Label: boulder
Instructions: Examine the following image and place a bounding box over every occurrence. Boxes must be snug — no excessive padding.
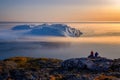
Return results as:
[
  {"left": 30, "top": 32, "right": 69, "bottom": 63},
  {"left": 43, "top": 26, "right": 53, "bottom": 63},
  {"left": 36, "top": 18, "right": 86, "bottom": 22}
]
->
[
  {"left": 110, "top": 58, "right": 120, "bottom": 72},
  {"left": 61, "top": 57, "right": 113, "bottom": 71},
  {"left": 61, "top": 58, "right": 86, "bottom": 70}
]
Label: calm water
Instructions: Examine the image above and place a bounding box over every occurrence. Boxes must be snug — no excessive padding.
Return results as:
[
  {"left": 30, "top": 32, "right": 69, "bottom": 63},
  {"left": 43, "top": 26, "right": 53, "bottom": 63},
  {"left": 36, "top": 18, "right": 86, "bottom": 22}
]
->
[{"left": 0, "top": 22, "right": 120, "bottom": 60}]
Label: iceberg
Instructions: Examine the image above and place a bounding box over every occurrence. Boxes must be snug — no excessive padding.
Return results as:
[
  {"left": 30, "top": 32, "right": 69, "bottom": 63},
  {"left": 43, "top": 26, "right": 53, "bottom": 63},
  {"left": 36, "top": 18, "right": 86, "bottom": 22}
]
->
[
  {"left": 12, "top": 25, "right": 31, "bottom": 30},
  {"left": 11, "top": 24, "right": 83, "bottom": 37}
]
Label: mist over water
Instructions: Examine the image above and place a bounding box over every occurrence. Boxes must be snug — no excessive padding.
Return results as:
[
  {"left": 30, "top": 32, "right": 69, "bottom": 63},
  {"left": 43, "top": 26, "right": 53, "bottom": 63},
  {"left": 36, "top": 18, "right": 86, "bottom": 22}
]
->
[{"left": 0, "top": 22, "right": 120, "bottom": 59}]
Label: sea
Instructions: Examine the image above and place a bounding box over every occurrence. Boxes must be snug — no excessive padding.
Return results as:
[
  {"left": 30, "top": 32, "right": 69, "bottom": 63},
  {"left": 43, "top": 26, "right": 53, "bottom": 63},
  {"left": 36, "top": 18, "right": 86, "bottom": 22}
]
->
[{"left": 0, "top": 22, "right": 120, "bottom": 60}]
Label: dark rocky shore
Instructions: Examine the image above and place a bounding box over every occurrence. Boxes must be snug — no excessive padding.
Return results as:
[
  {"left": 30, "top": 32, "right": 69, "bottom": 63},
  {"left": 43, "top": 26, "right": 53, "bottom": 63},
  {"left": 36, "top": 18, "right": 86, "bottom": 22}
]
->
[{"left": 0, "top": 57, "right": 120, "bottom": 80}]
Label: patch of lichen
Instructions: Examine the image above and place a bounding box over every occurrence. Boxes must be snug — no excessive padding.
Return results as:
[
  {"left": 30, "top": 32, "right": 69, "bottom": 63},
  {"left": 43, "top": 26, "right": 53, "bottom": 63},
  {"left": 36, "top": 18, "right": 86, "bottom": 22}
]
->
[
  {"left": 28, "top": 58, "right": 63, "bottom": 68},
  {"left": 4, "top": 57, "right": 33, "bottom": 68},
  {"left": 94, "top": 74, "right": 118, "bottom": 80}
]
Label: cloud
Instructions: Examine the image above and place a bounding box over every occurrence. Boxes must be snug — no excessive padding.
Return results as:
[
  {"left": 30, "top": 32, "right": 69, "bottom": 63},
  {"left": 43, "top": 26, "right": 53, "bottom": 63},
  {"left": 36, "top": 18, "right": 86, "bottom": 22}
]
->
[
  {"left": 27, "top": 0, "right": 111, "bottom": 6},
  {"left": 36, "top": 0, "right": 111, "bottom": 6},
  {"left": 0, "top": 0, "right": 111, "bottom": 6}
]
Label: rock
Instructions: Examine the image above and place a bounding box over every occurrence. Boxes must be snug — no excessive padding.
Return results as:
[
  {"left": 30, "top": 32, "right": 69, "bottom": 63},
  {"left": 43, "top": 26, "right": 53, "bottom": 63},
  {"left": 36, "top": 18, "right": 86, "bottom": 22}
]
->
[
  {"left": 63, "top": 75, "right": 80, "bottom": 80},
  {"left": 91, "top": 57, "right": 113, "bottom": 71},
  {"left": 94, "top": 74, "right": 119, "bottom": 80},
  {"left": 110, "top": 58, "right": 120, "bottom": 72},
  {"left": 24, "top": 71, "right": 36, "bottom": 80},
  {"left": 63, "top": 74, "right": 94, "bottom": 80},
  {"left": 108, "top": 72, "right": 120, "bottom": 78},
  {"left": 4, "top": 61, "right": 17, "bottom": 70},
  {"left": 61, "top": 58, "right": 86, "bottom": 70},
  {"left": 49, "top": 74, "right": 63, "bottom": 80},
  {"left": 61, "top": 57, "right": 113, "bottom": 71},
  {"left": 0, "top": 61, "right": 4, "bottom": 72}
]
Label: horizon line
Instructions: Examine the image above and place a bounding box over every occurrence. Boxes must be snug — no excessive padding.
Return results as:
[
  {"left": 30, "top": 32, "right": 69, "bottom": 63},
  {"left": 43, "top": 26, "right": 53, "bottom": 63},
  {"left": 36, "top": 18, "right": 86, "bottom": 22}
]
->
[{"left": 0, "top": 21, "right": 120, "bottom": 23}]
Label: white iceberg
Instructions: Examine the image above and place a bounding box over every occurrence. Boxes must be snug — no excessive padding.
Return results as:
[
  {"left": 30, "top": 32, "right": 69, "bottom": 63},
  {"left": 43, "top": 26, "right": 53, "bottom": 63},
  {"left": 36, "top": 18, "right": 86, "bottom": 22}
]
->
[
  {"left": 12, "top": 24, "right": 83, "bottom": 37},
  {"left": 0, "top": 24, "right": 83, "bottom": 42}
]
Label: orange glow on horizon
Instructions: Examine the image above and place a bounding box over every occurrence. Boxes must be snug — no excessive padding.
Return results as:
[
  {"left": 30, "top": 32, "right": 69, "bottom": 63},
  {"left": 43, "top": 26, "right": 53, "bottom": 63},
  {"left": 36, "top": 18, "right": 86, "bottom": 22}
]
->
[{"left": 69, "top": 6, "right": 120, "bottom": 22}]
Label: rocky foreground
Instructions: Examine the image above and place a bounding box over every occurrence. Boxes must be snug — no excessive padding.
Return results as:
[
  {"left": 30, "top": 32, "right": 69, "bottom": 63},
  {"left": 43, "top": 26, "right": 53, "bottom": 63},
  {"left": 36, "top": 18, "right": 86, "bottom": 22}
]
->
[{"left": 0, "top": 57, "right": 120, "bottom": 80}]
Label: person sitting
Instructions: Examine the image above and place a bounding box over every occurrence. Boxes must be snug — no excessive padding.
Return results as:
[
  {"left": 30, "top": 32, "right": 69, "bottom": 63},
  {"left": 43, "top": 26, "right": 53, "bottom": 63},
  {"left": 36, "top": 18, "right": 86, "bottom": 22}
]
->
[
  {"left": 88, "top": 51, "right": 94, "bottom": 58},
  {"left": 95, "top": 52, "right": 99, "bottom": 58}
]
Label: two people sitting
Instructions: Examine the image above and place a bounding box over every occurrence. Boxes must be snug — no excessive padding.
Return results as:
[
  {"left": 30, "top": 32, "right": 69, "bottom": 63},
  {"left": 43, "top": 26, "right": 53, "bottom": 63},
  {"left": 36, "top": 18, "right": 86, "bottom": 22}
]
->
[{"left": 88, "top": 51, "right": 99, "bottom": 58}]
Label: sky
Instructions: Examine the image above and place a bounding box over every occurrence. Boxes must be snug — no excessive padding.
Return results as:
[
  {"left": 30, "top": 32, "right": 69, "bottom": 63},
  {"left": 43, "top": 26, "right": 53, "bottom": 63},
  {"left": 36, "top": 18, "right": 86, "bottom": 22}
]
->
[{"left": 0, "top": 0, "right": 120, "bottom": 22}]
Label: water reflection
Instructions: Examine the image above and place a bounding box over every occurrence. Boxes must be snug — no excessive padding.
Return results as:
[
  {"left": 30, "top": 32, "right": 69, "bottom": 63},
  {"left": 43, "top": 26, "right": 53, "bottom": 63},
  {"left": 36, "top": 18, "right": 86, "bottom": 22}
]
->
[{"left": 0, "top": 42, "right": 70, "bottom": 51}]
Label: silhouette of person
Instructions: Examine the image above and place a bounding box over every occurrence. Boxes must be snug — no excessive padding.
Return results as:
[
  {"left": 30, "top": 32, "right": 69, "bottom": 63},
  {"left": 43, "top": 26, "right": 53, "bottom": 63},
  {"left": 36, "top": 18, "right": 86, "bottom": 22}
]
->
[
  {"left": 95, "top": 52, "right": 99, "bottom": 58},
  {"left": 88, "top": 51, "right": 94, "bottom": 58}
]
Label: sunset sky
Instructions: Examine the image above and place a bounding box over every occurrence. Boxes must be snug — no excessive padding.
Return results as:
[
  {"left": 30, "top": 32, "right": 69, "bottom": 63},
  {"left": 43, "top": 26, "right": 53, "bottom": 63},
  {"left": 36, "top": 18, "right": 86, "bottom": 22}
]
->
[{"left": 0, "top": 0, "right": 120, "bottom": 22}]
